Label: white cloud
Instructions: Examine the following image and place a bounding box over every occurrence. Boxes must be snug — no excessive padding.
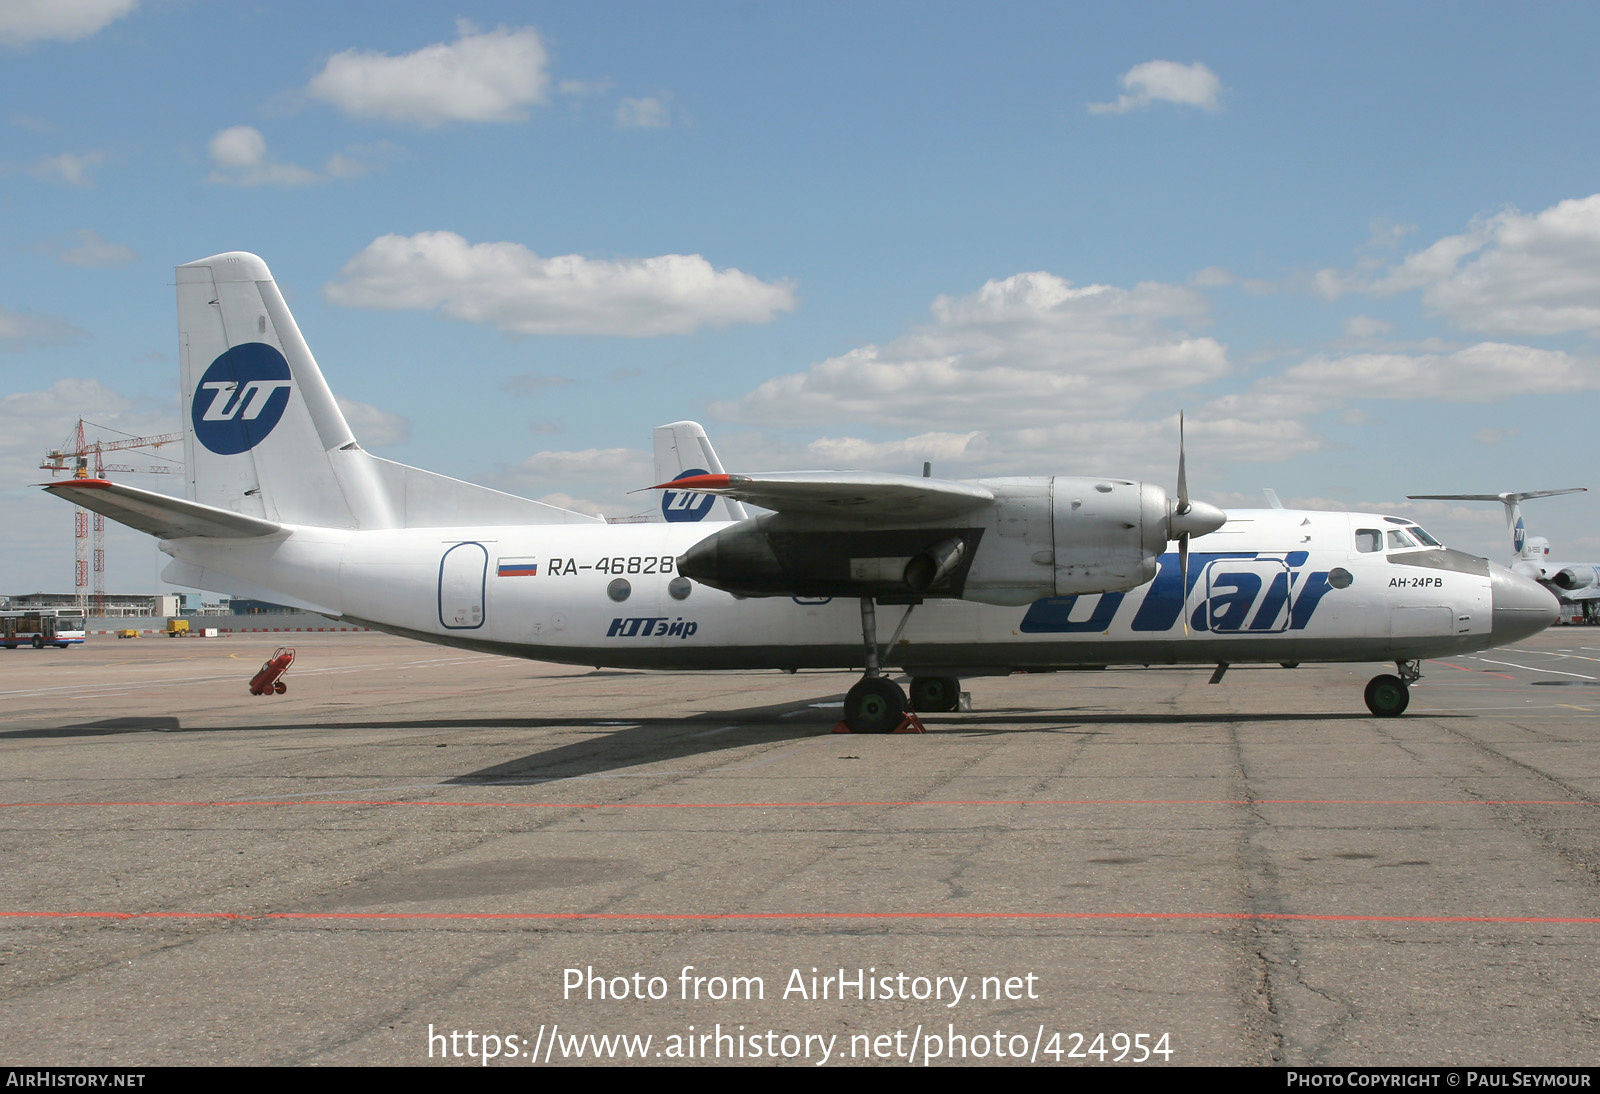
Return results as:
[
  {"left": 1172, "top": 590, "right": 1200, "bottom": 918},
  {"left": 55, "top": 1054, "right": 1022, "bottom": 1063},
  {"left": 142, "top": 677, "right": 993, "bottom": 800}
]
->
[
  {"left": 205, "top": 126, "right": 318, "bottom": 186},
  {"left": 335, "top": 397, "right": 410, "bottom": 448},
  {"left": 803, "top": 431, "right": 983, "bottom": 468},
  {"left": 1279, "top": 344, "right": 1600, "bottom": 402},
  {"left": 1315, "top": 193, "right": 1600, "bottom": 335},
  {"left": 46, "top": 228, "right": 136, "bottom": 268},
  {"left": 323, "top": 140, "right": 401, "bottom": 180},
  {"left": 1089, "top": 60, "right": 1223, "bottom": 115},
  {"left": 487, "top": 447, "right": 652, "bottom": 507},
  {"left": 1204, "top": 343, "right": 1600, "bottom": 434},
  {"left": 0, "top": 304, "right": 88, "bottom": 352},
  {"left": 208, "top": 125, "right": 266, "bottom": 168},
  {"left": 531, "top": 492, "right": 635, "bottom": 519},
  {"left": 308, "top": 22, "right": 549, "bottom": 126},
  {"left": 616, "top": 95, "right": 671, "bottom": 129},
  {"left": 28, "top": 150, "right": 108, "bottom": 187},
  {"left": 716, "top": 271, "right": 1228, "bottom": 430},
  {"left": 324, "top": 231, "right": 797, "bottom": 337},
  {"left": 558, "top": 78, "right": 615, "bottom": 97},
  {"left": 0, "top": 0, "right": 137, "bottom": 47},
  {"left": 1341, "top": 315, "right": 1393, "bottom": 340}
]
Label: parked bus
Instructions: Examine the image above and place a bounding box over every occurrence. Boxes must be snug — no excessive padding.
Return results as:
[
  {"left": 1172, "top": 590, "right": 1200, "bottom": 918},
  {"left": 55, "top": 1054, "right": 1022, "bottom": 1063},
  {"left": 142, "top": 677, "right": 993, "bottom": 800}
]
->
[{"left": 0, "top": 608, "right": 87, "bottom": 649}]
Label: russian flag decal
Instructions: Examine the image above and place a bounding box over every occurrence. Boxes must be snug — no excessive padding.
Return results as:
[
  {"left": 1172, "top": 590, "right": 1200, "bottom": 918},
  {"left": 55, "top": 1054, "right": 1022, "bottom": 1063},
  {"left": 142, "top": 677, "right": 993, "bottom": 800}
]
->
[{"left": 497, "top": 558, "right": 539, "bottom": 578}]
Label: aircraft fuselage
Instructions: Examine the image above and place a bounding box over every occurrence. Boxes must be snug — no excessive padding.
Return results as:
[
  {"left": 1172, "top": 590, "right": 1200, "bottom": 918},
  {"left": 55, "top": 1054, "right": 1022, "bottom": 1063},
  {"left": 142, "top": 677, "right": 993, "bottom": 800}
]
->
[{"left": 161, "top": 506, "right": 1552, "bottom": 675}]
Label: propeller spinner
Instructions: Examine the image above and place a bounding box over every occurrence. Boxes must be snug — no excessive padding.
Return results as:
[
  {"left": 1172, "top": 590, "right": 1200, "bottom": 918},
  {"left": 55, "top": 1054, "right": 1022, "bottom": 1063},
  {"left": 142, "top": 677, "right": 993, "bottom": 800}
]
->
[{"left": 1167, "top": 413, "right": 1227, "bottom": 633}]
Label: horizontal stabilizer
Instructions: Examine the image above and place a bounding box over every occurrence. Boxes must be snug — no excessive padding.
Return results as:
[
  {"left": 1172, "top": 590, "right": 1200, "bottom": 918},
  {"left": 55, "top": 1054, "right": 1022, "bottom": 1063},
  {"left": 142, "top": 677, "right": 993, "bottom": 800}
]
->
[
  {"left": 1409, "top": 489, "right": 1587, "bottom": 503},
  {"left": 651, "top": 470, "right": 995, "bottom": 521},
  {"left": 42, "top": 479, "right": 283, "bottom": 539}
]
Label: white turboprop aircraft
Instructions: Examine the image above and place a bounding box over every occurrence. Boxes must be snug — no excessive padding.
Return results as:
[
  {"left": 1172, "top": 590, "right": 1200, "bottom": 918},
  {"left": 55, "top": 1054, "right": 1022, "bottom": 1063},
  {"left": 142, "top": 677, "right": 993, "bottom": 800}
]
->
[
  {"left": 44, "top": 253, "right": 1557, "bottom": 728},
  {"left": 1408, "top": 489, "right": 1598, "bottom": 618}
]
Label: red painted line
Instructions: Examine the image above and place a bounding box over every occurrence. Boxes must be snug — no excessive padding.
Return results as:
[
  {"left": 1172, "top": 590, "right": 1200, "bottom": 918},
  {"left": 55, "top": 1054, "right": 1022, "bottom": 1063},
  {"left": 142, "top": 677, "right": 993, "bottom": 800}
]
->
[
  {"left": 2, "top": 910, "right": 1597, "bottom": 925},
  {"left": 3, "top": 797, "right": 1594, "bottom": 810}
]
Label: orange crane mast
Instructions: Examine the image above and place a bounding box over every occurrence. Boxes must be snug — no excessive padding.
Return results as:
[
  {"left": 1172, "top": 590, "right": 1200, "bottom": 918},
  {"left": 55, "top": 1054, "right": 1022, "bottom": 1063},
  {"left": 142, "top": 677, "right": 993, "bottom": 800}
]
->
[{"left": 40, "top": 420, "right": 182, "bottom": 613}]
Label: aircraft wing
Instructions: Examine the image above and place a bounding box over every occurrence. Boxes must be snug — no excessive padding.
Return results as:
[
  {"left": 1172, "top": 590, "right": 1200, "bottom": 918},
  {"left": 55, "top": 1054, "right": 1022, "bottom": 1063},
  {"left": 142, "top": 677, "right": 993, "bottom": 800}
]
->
[
  {"left": 42, "top": 479, "right": 284, "bottom": 539},
  {"left": 650, "top": 471, "right": 995, "bottom": 522}
]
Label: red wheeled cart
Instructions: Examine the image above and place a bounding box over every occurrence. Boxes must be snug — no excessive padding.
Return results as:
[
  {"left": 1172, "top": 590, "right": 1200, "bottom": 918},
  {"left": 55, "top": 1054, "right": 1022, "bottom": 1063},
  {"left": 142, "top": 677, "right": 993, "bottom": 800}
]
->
[{"left": 248, "top": 647, "right": 295, "bottom": 695}]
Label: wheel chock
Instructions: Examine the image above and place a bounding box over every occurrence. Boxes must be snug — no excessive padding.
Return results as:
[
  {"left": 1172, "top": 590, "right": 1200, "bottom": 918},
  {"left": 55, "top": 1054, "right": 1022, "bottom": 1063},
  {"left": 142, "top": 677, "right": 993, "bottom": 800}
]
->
[
  {"left": 893, "top": 712, "right": 927, "bottom": 734},
  {"left": 830, "top": 712, "right": 928, "bottom": 734}
]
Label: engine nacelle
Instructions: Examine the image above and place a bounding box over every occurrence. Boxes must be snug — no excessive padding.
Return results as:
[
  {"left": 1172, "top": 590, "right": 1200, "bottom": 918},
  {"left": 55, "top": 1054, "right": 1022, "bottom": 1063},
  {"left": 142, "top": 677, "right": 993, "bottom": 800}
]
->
[
  {"left": 676, "top": 475, "right": 1222, "bottom": 605},
  {"left": 1549, "top": 565, "right": 1600, "bottom": 592},
  {"left": 961, "top": 476, "right": 1173, "bottom": 605}
]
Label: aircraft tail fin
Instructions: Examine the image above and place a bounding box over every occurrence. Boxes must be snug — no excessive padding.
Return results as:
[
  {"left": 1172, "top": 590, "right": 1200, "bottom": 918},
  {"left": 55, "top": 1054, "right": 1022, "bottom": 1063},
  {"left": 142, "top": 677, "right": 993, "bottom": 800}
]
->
[
  {"left": 176, "top": 252, "right": 598, "bottom": 530},
  {"left": 1407, "top": 489, "right": 1586, "bottom": 563},
  {"left": 652, "top": 420, "right": 748, "bottom": 522}
]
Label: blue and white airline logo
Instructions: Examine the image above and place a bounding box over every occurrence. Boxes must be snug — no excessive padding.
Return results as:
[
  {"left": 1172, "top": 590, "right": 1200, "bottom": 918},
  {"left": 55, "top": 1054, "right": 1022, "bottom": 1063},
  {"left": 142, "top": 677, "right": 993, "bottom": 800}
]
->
[
  {"left": 192, "top": 343, "right": 293, "bottom": 455},
  {"left": 1514, "top": 517, "right": 1526, "bottom": 555},
  {"left": 661, "top": 468, "right": 716, "bottom": 522}
]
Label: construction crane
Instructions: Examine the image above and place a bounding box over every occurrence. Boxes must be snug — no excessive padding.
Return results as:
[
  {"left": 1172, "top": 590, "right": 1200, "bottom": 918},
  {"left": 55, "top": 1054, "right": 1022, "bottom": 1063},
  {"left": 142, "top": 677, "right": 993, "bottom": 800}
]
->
[{"left": 40, "top": 420, "right": 183, "bottom": 613}]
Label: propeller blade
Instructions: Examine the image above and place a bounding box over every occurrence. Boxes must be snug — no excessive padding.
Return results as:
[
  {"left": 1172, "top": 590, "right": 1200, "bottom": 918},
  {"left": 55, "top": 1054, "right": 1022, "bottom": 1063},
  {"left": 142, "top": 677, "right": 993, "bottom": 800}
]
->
[
  {"left": 1179, "top": 533, "right": 1190, "bottom": 636},
  {"left": 1176, "top": 411, "right": 1189, "bottom": 516}
]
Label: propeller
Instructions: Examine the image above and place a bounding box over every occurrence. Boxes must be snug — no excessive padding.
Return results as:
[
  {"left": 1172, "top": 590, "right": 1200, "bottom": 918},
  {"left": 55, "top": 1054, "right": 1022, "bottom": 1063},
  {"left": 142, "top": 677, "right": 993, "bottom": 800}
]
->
[{"left": 1168, "top": 412, "right": 1227, "bottom": 634}]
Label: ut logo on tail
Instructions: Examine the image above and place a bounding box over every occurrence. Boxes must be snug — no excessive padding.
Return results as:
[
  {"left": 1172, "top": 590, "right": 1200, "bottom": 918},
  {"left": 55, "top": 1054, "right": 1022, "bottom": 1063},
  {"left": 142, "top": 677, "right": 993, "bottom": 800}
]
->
[
  {"left": 192, "top": 343, "right": 294, "bottom": 455},
  {"left": 660, "top": 468, "right": 716, "bottom": 522}
]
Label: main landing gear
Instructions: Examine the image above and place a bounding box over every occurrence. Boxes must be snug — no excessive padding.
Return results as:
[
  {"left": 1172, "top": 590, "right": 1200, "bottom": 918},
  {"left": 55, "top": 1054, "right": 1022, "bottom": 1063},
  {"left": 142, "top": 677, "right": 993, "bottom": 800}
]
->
[
  {"left": 1364, "top": 660, "right": 1421, "bottom": 717},
  {"left": 841, "top": 599, "right": 962, "bottom": 732}
]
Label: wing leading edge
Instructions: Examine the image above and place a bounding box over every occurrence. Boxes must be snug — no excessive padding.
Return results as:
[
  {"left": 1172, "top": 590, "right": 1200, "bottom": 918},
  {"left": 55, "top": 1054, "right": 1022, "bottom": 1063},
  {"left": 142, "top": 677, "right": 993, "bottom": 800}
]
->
[{"left": 650, "top": 471, "right": 996, "bottom": 522}]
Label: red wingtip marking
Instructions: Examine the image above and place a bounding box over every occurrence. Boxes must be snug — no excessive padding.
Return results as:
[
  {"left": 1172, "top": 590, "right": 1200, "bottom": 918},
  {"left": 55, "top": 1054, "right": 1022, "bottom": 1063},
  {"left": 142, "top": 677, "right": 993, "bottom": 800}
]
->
[
  {"left": 650, "top": 473, "right": 734, "bottom": 491},
  {"left": 41, "top": 478, "right": 115, "bottom": 490}
]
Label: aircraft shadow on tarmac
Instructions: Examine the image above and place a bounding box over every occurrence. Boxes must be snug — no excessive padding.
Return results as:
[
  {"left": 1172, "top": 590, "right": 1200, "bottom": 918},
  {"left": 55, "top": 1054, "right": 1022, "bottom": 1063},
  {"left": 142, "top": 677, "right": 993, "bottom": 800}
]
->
[{"left": 7, "top": 695, "right": 1427, "bottom": 784}]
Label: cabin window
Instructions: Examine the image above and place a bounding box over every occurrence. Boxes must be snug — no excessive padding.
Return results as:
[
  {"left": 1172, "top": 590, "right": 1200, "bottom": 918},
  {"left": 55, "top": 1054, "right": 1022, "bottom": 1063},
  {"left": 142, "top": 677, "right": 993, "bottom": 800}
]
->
[{"left": 1356, "top": 528, "right": 1382, "bottom": 553}]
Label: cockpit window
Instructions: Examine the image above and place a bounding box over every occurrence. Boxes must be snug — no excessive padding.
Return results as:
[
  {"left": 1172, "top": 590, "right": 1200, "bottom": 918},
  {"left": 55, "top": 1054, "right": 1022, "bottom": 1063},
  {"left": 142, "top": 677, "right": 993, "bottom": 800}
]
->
[
  {"left": 1407, "top": 525, "right": 1441, "bottom": 547},
  {"left": 1356, "top": 528, "right": 1382, "bottom": 553},
  {"left": 1387, "top": 529, "right": 1417, "bottom": 549}
]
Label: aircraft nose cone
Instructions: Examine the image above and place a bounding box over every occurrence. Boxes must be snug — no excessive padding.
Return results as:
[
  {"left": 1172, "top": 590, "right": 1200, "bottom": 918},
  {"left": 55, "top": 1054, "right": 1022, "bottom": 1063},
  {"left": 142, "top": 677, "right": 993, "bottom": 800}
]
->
[
  {"left": 1170, "top": 499, "right": 1227, "bottom": 539},
  {"left": 1490, "top": 562, "right": 1559, "bottom": 643}
]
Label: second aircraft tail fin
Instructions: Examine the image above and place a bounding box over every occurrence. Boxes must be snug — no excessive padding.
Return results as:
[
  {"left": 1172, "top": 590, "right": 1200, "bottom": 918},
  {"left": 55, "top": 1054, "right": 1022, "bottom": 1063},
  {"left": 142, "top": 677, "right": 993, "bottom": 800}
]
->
[
  {"left": 652, "top": 420, "right": 748, "bottom": 523},
  {"left": 1407, "top": 489, "right": 1587, "bottom": 564}
]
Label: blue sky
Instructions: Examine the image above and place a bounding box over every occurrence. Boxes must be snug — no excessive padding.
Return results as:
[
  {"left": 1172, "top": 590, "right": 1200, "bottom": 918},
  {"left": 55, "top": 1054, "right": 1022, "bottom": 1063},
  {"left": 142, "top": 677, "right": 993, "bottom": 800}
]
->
[{"left": 4, "top": 1, "right": 1599, "bottom": 594}]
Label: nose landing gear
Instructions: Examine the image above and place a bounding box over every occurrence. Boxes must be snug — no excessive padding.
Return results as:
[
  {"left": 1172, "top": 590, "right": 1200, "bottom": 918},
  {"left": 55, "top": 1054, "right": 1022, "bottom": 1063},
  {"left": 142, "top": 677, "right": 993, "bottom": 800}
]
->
[{"left": 1364, "top": 659, "right": 1421, "bottom": 717}]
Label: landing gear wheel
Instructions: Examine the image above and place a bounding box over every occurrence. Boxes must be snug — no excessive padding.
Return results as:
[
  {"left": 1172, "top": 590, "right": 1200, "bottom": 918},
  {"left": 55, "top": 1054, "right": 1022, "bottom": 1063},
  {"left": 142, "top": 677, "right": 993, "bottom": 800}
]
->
[
  {"left": 1364, "top": 674, "right": 1410, "bottom": 717},
  {"left": 844, "top": 677, "right": 907, "bottom": 733},
  {"left": 909, "top": 675, "right": 960, "bottom": 713}
]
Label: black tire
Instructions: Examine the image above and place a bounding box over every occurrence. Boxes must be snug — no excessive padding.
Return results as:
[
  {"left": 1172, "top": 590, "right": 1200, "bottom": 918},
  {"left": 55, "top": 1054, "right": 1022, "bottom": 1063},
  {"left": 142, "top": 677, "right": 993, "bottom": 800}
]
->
[
  {"left": 1364, "top": 674, "right": 1410, "bottom": 717},
  {"left": 32, "top": 636, "right": 43, "bottom": 649},
  {"left": 844, "top": 677, "right": 907, "bottom": 734},
  {"left": 909, "top": 675, "right": 960, "bottom": 713}
]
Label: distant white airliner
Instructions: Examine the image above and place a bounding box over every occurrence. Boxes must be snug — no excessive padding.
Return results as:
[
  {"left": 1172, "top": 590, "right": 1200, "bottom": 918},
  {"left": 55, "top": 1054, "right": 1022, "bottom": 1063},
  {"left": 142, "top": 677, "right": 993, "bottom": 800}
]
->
[
  {"left": 44, "top": 253, "right": 1557, "bottom": 728},
  {"left": 1408, "top": 490, "right": 1598, "bottom": 618}
]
